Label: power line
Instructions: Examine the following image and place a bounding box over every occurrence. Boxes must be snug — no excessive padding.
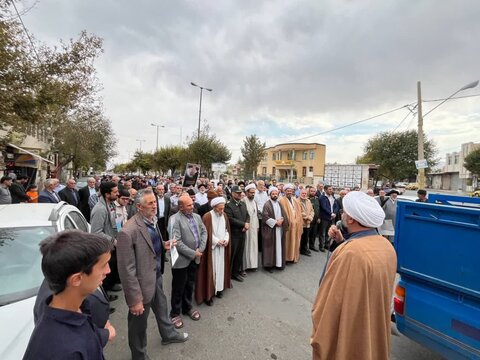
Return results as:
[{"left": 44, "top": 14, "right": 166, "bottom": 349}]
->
[
  {"left": 393, "top": 111, "right": 415, "bottom": 132},
  {"left": 422, "top": 93, "right": 480, "bottom": 103},
  {"left": 9, "top": 0, "right": 41, "bottom": 62},
  {"left": 284, "top": 104, "right": 412, "bottom": 143}
]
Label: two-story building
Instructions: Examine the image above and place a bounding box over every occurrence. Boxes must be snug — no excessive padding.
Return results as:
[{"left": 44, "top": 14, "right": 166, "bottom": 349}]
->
[
  {"left": 429, "top": 142, "right": 480, "bottom": 191},
  {"left": 256, "top": 142, "right": 326, "bottom": 184}
]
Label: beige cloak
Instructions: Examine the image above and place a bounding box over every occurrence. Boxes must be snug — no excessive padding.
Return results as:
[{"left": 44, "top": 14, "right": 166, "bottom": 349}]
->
[
  {"left": 279, "top": 196, "right": 303, "bottom": 262},
  {"left": 311, "top": 234, "right": 397, "bottom": 360}
]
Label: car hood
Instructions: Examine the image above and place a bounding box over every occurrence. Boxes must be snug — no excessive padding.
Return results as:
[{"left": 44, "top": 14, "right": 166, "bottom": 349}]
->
[{"left": 0, "top": 296, "right": 36, "bottom": 360}]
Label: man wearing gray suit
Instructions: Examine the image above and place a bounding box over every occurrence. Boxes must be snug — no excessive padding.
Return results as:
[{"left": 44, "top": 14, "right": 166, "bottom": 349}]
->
[
  {"left": 170, "top": 195, "right": 207, "bottom": 327},
  {"left": 117, "top": 189, "right": 188, "bottom": 360}
]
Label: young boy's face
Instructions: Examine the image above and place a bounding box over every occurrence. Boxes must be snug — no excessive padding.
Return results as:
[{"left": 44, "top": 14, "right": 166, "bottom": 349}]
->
[{"left": 81, "top": 252, "right": 111, "bottom": 294}]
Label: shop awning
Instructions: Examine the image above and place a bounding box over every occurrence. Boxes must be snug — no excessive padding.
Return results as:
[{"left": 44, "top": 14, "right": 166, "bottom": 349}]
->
[{"left": 7, "top": 143, "right": 54, "bottom": 164}]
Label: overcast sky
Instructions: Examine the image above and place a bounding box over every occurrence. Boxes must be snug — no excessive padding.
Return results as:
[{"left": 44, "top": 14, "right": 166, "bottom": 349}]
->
[{"left": 16, "top": 0, "right": 480, "bottom": 168}]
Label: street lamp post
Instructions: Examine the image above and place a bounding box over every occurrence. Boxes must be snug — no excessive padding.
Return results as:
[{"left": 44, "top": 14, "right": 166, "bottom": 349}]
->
[
  {"left": 416, "top": 80, "right": 479, "bottom": 189},
  {"left": 136, "top": 139, "right": 146, "bottom": 152},
  {"left": 191, "top": 82, "right": 212, "bottom": 140},
  {"left": 150, "top": 123, "right": 165, "bottom": 152}
]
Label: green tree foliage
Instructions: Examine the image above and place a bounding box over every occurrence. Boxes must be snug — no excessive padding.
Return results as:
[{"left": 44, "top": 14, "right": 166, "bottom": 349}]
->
[
  {"left": 463, "top": 148, "right": 480, "bottom": 176},
  {"left": 241, "top": 134, "right": 266, "bottom": 179},
  {"left": 1, "top": 6, "right": 114, "bottom": 173},
  {"left": 356, "top": 130, "right": 437, "bottom": 180},
  {"left": 152, "top": 145, "right": 186, "bottom": 174},
  {"left": 184, "top": 122, "right": 231, "bottom": 175},
  {"left": 131, "top": 151, "right": 153, "bottom": 175}
]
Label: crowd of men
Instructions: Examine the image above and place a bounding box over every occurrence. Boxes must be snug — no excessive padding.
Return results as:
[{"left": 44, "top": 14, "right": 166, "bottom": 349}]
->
[{"left": 16, "top": 172, "right": 429, "bottom": 359}]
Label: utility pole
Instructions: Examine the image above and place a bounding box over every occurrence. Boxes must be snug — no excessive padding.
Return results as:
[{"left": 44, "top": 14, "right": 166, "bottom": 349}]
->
[{"left": 417, "top": 81, "right": 426, "bottom": 189}]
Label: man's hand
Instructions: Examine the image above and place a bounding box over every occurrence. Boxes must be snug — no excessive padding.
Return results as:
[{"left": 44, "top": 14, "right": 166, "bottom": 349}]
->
[
  {"left": 328, "top": 225, "right": 344, "bottom": 243},
  {"left": 244, "top": 223, "right": 250, "bottom": 231},
  {"left": 195, "top": 249, "right": 203, "bottom": 258},
  {"left": 276, "top": 218, "right": 284, "bottom": 226},
  {"left": 330, "top": 213, "right": 336, "bottom": 220},
  {"left": 105, "top": 320, "right": 116, "bottom": 341},
  {"left": 164, "top": 238, "right": 177, "bottom": 250},
  {"left": 129, "top": 302, "right": 145, "bottom": 316}
]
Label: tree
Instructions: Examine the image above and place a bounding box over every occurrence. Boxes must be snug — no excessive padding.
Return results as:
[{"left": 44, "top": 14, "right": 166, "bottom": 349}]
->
[
  {"left": 464, "top": 148, "right": 480, "bottom": 176},
  {"left": 356, "top": 130, "right": 437, "bottom": 180},
  {"left": 152, "top": 145, "right": 185, "bottom": 175},
  {"left": 131, "top": 151, "right": 153, "bottom": 175},
  {"left": 241, "top": 135, "right": 266, "bottom": 179},
  {"left": 184, "top": 122, "right": 231, "bottom": 176}
]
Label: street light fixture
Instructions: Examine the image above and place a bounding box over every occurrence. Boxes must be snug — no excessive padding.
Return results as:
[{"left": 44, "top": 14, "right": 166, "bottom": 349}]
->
[
  {"left": 191, "top": 82, "right": 213, "bottom": 140},
  {"left": 150, "top": 123, "right": 165, "bottom": 152},
  {"left": 416, "top": 80, "right": 479, "bottom": 189}
]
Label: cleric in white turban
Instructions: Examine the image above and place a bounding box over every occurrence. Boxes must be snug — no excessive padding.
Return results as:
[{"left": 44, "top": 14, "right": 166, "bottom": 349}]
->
[
  {"left": 244, "top": 183, "right": 256, "bottom": 192},
  {"left": 311, "top": 187, "right": 397, "bottom": 360},
  {"left": 268, "top": 186, "right": 278, "bottom": 195},
  {"left": 211, "top": 196, "right": 226, "bottom": 207},
  {"left": 283, "top": 183, "right": 294, "bottom": 191}
]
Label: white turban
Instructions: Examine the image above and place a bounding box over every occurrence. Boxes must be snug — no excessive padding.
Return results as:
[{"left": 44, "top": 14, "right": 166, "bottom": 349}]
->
[
  {"left": 268, "top": 186, "right": 279, "bottom": 195},
  {"left": 210, "top": 197, "right": 226, "bottom": 207},
  {"left": 245, "top": 183, "right": 256, "bottom": 191},
  {"left": 343, "top": 190, "right": 385, "bottom": 228},
  {"left": 284, "top": 183, "right": 294, "bottom": 190}
]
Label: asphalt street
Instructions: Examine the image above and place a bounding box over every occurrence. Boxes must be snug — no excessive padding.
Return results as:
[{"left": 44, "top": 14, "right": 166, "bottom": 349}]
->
[{"left": 104, "top": 247, "right": 444, "bottom": 360}]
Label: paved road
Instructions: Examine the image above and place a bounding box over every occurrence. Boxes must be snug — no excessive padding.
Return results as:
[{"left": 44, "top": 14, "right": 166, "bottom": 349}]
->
[{"left": 104, "top": 250, "right": 444, "bottom": 360}]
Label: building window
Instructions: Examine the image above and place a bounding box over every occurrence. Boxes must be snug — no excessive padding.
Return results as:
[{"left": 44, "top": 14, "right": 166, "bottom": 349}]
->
[
  {"left": 272, "top": 153, "right": 276, "bottom": 161},
  {"left": 262, "top": 167, "right": 267, "bottom": 175},
  {"left": 302, "top": 167, "right": 307, "bottom": 176},
  {"left": 303, "top": 151, "right": 307, "bottom": 160},
  {"left": 447, "top": 156, "right": 451, "bottom": 165},
  {"left": 272, "top": 166, "right": 276, "bottom": 175},
  {"left": 310, "top": 151, "right": 314, "bottom": 160},
  {"left": 309, "top": 166, "right": 313, "bottom": 173},
  {"left": 287, "top": 150, "right": 296, "bottom": 160},
  {"left": 454, "top": 154, "right": 459, "bottom": 164},
  {"left": 279, "top": 152, "right": 282, "bottom": 160}
]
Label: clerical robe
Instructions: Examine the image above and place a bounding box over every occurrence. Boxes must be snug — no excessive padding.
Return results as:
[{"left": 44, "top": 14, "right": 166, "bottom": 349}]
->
[
  {"left": 243, "top": 197, "right": 259, "bottom": 270},
  {"left": 279, "top": 196, "right": 303, "bottom": 262},
  {"left": 195, "top": 211, "right": 232, "bottom": 305},
  {"left": 311, "top": 234, "right": 397, "bottom": 360},
  {"left": 261, "top": 199, "right": 289, "bottom": 268}
]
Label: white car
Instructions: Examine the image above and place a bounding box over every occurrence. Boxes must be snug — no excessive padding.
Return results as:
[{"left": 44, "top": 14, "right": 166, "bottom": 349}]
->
[{"left": 0, "top": 202, "right": 90, "bottom": 360}]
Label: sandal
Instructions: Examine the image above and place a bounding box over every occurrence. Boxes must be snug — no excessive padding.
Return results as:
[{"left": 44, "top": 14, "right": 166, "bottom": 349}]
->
[
  {"left": 170, "top": 316, "right": 184, "bottom": 329},
  {"left": 186, "top": 309, "right": 201, "bottom": 321}
]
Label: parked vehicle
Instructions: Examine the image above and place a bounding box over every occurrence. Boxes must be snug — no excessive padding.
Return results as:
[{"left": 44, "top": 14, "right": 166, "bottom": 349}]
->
[
  {"left": 405, "top": 182, "right": 419, "bottom": 190},
  {"left": 0, "top": 202, "right": 90, "bottom": 360},
  {"left": 393, "top": 194, "right": 480, "bottom": 360}
]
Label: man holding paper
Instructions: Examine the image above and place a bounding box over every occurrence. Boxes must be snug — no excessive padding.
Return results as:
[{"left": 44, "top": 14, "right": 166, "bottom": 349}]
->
[
  {"left": 117, "top": 189, "right": 188, "bottom": 360},
  {"left": 170, "top": 195, "right": 207, "bottom": 328}
]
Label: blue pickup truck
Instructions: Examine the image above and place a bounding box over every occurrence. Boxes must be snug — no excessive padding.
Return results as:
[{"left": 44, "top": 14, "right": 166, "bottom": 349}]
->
[{"left": 393, "top": 194, "right": 480, "bottom": 359}]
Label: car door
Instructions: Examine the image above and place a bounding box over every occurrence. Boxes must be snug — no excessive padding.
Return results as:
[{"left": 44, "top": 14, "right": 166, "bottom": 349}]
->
[{"left": 59, "top": 206, "right": 91, "bottom": 233}]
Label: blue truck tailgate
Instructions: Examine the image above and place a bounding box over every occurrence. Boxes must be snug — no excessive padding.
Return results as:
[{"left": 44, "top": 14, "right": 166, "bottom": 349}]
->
[{"left": 394, "top": 195, "right": 480, "bottom": 359}]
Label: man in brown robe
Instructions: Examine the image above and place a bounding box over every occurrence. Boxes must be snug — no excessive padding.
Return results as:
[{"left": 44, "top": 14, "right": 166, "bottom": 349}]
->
[
  {"left": 195, "top": 197, "right": 232, "bottom": 305},
  {"left": 279, "top": 183, "right": 303, "bottom": 263},
  {"left": 261, "top": 187, "right": 289, "bottom": 272},
  {"left": 311, "top": 191, "right": 397, "bottom": 360}
]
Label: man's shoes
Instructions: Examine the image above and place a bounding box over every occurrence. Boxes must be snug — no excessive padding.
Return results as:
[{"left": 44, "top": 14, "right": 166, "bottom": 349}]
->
[
  {"left": 109, "top": 307, "right": 116, "bottom": 314},
  {"left": 309, "top": 246, "right": 319, "bottom": 252},
  {"left": 164, "top": 257, "right": 169, "bottom": 263},
  {"left": 265, "top": 267, "right": 274, "bottom": 273},
  {"left": 215, "top": 291, "right": 223, "bottom": 299},
  {"left": 300, "top": 250, "right": 311, "bottom": 257},
  {"left": 319, "top": 247, "right": 326, "bottom": 253},
  {"left": 232, "top": 275, "right": 244, "bottom": 282},
  {"left": 240, "top": 271, "right": 247, "bottom": 277},
  {"left": 161, "top": 332, "right": 189, "bottom": 345},
  {"left": 108, "top": 294, "right": 118, "bottom": 302},
  {"left": 109, "top": 284, "right": 122, "bottom": 292},
  {"left": 306, "top": 249, "right": 312, "bottom": 255},
  {"left": 205, "top": 299, "right": 214, "bottom": 306}
]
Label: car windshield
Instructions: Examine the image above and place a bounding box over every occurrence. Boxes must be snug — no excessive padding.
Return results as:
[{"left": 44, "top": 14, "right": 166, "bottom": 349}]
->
[{"left": 0, "top": 226, "right": 55, "bottom": 306}]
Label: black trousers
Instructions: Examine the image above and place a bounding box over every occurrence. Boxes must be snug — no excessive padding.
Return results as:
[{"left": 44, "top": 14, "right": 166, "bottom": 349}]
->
[
  {"left": 128, "top": 273, "right": 178, "bottom": 360},
  {"left": 308, "top": 218, "right": 318, "bottom": 248},
  {"left": 318, "top": 219, "right": 333, "bottom": 249},
  {"left": 257, "top": 218, "right": 263, "bottom": 252},
  {"left": 231, "top": 232, "right": 246, "bottom": 277},
  {"left": 170, "top": 261, "right": 197, "bottom": 317},
  {"left": 300, "top": 227, "right": 310, "bottom": 252},
  {"left": 157, "top": 217, "right": 167, "bottom": 241}
]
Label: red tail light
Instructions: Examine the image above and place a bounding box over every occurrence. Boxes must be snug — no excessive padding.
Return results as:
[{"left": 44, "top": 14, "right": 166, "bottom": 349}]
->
[{"left": 394, "top": 285, "right": 405, "bottom": 315}]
